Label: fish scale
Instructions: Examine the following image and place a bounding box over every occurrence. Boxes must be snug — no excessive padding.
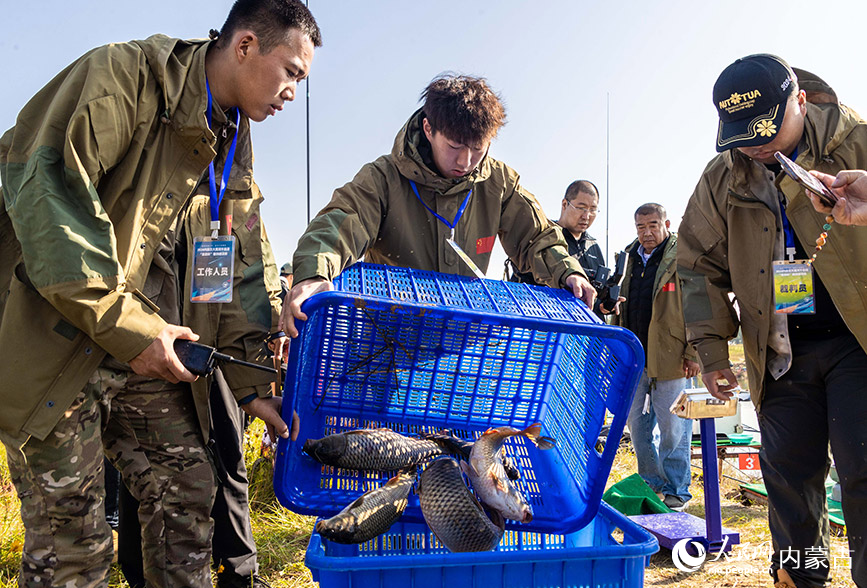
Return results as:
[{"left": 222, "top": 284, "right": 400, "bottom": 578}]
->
[
  {"left": 315, "top": 467, "right": 417, "bottom": 544},
  {"left": 418, "top": 457, "right": 504, "bottom": 553},
  {"left": 303, "top": 427, "right": 451, "bottom": 471}
]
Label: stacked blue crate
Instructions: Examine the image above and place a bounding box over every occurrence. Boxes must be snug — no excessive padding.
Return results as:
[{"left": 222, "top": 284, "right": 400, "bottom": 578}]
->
[{"left": 273, "top": 263, "right": 656, "bottom": 586}]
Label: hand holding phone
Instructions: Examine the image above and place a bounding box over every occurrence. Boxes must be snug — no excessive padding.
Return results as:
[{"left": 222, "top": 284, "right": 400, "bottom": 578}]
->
[{"left": 774, "top": 151, "right": 838, "bottom": 207}]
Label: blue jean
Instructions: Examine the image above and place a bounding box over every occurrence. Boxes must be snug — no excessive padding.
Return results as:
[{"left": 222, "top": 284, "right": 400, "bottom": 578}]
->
[{"left": 627, "top": 370, "right": 692, "bottom": 501}]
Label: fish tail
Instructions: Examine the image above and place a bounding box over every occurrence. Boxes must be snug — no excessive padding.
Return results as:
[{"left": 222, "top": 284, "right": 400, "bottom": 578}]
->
[{"left": 522, "top": 423, "right": 557, "bottom": 450}]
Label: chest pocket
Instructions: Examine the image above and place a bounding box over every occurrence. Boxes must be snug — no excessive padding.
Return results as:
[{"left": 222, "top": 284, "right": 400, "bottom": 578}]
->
[{"left": 228, "top": 193, "right": 263, "bottom": 270}]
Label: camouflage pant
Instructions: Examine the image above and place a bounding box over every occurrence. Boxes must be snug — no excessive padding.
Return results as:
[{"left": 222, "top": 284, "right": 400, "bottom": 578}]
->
[{"left": 0, "top": 367, "right": 215, "bottom": 588}]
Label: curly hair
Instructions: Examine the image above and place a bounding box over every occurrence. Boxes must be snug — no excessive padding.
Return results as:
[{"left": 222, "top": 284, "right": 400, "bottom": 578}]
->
[
  {"left": 421, "top": 74, "right": 506, "bottom": 146},
  {"left": 214, "top": 0, "right": 322, "bottom": 53}
]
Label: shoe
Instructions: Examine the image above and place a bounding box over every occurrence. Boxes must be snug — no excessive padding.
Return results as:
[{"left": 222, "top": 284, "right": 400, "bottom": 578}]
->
[
  {"left": 217, "top": 573, "right": 274, "bottom": 588},
  {"left": 663, "top": 495, "right": 687, "bottom": 511}
]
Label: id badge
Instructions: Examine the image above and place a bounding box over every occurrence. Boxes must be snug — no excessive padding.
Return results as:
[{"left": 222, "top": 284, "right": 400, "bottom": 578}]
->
[
  {"left": 772, "top": 260, "right": 815, "bottom": 315},
  {"left": 191, "top": 236, "right": 235, "bottom": 303},
  {"left": 446, "top": 238, "right": 486, "bottom": 279}
]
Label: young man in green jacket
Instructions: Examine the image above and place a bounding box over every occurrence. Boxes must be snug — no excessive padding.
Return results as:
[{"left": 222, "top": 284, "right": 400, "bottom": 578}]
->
[
  {"left": 0, "top": 1, "right": 319, "bottom": 585},
  {"left": 281, "top": 74, "right": 595, "bottom": 336},
  {"left": 678, "top": 54, "right": 867, "bottom": 588}
]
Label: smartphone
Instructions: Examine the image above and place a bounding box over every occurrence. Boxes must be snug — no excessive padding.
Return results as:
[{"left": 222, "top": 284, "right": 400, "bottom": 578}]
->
[{"left": 774, "top": 151, "right": 838, "bottom": 207}]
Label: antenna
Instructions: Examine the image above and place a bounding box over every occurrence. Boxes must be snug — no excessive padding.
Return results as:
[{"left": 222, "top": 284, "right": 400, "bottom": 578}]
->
[
  {"left": 305, "top": 0, "right": 311, "bottom": 224},
  {"left": 605, "top": 92, "right": 610, "bottom": 263}
]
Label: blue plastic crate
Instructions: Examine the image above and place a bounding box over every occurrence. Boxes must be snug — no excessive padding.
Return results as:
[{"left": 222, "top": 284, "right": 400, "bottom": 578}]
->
[
  {"left": 275, "top": 263, "right": 644, "bottom": 534},
  {"left": 305, "top": 501, "right": 658, "bottom": 588}
]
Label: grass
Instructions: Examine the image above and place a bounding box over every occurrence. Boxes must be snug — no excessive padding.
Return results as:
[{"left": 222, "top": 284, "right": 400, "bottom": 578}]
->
[{"left": 0, "top": 421, "right": 858, "bottom": 587}]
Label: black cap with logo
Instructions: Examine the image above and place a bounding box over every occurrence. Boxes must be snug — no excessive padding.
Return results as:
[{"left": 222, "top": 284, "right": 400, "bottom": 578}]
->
[{"left": 713, "top": 54, "right": 796, "bottom": 152}]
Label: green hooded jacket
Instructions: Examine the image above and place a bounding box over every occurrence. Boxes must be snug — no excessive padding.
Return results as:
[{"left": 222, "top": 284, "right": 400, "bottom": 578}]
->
[
  {"left": 677, "top": 93, "right": 867, "bottom": 408},
  {"left": 0, "top": 35, "right": 276, "bottom": 439},
  {"left": 292, "top": 109, "right": 585, "bottom": 286},
  {"left": 612, "top": 234, "right": 697, "bottom": 380}
]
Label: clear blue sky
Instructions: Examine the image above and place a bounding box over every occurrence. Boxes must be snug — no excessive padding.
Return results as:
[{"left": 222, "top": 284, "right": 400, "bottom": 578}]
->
[{"left": 3, "top": 1, "right": 867, "bottom": 276}]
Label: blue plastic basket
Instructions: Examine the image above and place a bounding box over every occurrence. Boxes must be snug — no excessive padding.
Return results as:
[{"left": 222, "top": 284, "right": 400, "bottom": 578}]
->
[
  {"left": 305, "top": 501, "right": 657, "bottom": 588},
  {"left": 274, "top": 263, "right": 644, "bottom": 534}
]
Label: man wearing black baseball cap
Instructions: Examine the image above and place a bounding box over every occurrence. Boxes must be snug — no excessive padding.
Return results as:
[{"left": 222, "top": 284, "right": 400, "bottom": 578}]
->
[{"left": 678, "top": 54, "right": 867, "bottom": 588}]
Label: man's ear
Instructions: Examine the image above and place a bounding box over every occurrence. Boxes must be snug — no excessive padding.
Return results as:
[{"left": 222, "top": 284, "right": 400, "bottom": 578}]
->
[
  {"left": 665, "top": 219, "right": 671, "bottom": 229},
  {"left": 235, "top": 31, "right": 258, "bottom": 61},
  {"left": 422, "top": 117, "right": 434, "bottom": 141}
]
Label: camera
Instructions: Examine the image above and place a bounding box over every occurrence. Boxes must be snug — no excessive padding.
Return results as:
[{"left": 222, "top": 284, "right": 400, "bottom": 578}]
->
[{"left": 589, "top": 251, "right": 626, "bottom": 313}]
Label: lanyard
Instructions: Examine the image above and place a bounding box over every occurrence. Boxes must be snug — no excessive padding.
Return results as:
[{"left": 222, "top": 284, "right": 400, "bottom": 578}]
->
[
  {"left": 409, "top": 180, "right": 473, "bottom": 239},
  {"left": 778, "top": 147, "right": 799, "bottom": 261},
  {"left": 779, "top": 196, "right": 797, "bottom": 261},
  {"left": 206, "top": 79, "right": 240, "bottom": 236}
]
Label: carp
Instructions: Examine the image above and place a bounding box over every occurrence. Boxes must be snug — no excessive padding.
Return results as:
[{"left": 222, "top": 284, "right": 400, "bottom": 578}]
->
[
  {"left": 463, "top": 423, "right": 556, "bottom": 523},
  {"left": 418, "top": 457, "right": 504, "bottom": 553},
  {"left": 303, "top": 427, "right": 454, "bottom": 471},
  {"left": 315, "top": 467, "right": 416, "bottom": 544}
]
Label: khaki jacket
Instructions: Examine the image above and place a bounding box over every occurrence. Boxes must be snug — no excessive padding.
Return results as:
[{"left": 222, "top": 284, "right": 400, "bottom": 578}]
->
[
  {"left": 293, "top": 109, "right": 585, "bottom": 286},
  {"left": 612, "top": 234, "right": 696, "bottom": 380},
  {"left": 182, "top": 191, "right": 283, "bottom": 438},
  {"left": 0, "top": 35, "right": 269, "bottom": 439},
  {"left": 677, "top": 99, "right": 867, "bottom": 408}
]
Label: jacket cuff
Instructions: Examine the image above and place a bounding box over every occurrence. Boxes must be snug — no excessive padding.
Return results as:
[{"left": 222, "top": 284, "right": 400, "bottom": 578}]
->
[
  {"left": 555, "top": 262, "right": 588, "bottom": 289},
  {"left": 293, "top": 255, "right": 335, "bottom": 284},
  {"left": 97, "top": 302, "right": 167, "bottom": 363},
  {"left": 683, "top": 345, "right": 698, "bottom": 363},
  {"left": 223, "top": 364, "right": 276, "bottom": 400},
  {"left": 232, "top": 383, "right": 273, "bottom": 405},
  {"left": 694, "top": 339, "right": 730, "bottom": 373}
]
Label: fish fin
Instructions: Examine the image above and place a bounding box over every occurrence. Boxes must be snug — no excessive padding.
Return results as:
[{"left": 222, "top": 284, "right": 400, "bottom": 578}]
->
[
  {"left": 537, "top": 435, "right": 557, "bottom": 450},
  {"left": 484, "top": 505, "right": 506, "bottom": 532},
  {"left": 489, "top": 470, "right": 508, "bottom": 492},
  {"left": 522, "top": 423, "right": 557, "bottom": 450},
  {"left": 388, "top": 466, "right": 417, "bottom": 486},
  {"left": 421, "top": 430, "right": 472, "bottom": 459},
  {"left": 345, "top": 494, "right": 367, "bottom": 510},
  {"left": 466, "top": 455, "right": 486, "bottom": 478}
]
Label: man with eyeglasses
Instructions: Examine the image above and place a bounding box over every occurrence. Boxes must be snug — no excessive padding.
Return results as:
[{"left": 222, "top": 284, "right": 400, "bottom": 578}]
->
[
  {"left": 510, "top": 180, "right": 606, "bottom": 312},
  {"left": 557, "top": 180, "right": 605, "bottom": 275}
]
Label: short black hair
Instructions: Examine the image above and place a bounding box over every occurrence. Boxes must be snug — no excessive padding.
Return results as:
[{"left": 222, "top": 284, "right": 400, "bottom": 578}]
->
[
  {"left": 216, "top": 0, "right": 322, "bottom": 53},
  {"left": 634, "top": 203, "right": 667, "bottom": 220},
  {"left": 421, "top": 74, "right": 506, "bottom": 146},
  {"left": 564, "top": 180, "right": 599, "bottom": 201}
]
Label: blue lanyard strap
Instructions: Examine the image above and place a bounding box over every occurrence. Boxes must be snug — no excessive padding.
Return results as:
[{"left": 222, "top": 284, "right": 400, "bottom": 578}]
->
[
  {"left": 778, "top": 146, "right": 799, "bottom": 257},
  {"left": 779, "top": 196, "right": 796, "bottom": 251},
  {"left": 409, "top": 180, "right": 474, "bottom": 233},
  {"left": 206, "top": 79, "right": 240, "bottom": 231}
]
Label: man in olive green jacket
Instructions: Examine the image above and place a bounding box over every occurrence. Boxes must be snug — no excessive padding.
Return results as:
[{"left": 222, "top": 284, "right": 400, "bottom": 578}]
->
[
  {"left": 612, "top": 204, "right": 699, "bottom": 510},
  {"left": 677, "top": 55, "right": 867, "bottom": 588},
  {"left": 0, "top": 1, "right": 318, "bottom": 585},
  {"left": 113, "top": 189, "right": 288, "bottom": 588},
  {"left": 281, "top": 74, "right": 594, "bottom": 336}
]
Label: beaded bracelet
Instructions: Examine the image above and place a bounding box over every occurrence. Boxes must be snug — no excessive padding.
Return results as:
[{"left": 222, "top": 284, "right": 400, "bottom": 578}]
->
[{"left": 806, "top": 215, "right": 834, "bottom": 265}]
